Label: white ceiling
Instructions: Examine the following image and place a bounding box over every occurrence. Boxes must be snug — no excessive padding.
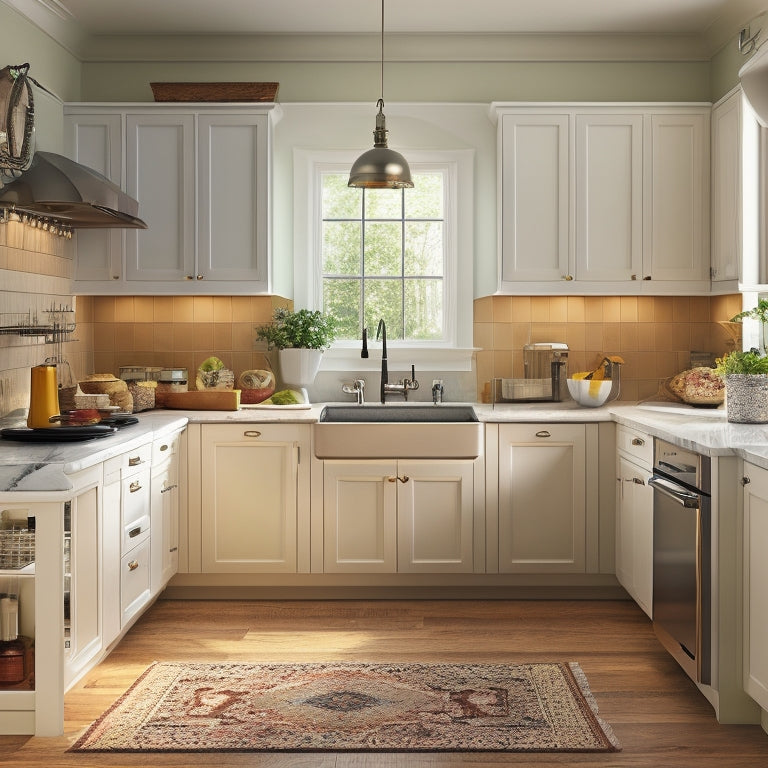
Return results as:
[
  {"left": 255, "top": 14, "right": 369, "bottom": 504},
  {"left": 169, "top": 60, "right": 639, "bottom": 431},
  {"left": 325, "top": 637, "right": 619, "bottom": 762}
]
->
[{"left": 30, "top": 0, "right": 768, "bottom": 37}]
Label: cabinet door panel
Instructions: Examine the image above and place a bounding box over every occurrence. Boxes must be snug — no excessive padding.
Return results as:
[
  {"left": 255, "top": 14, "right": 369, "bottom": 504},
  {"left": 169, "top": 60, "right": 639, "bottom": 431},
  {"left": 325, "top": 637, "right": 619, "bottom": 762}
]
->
[
  {"left": 616, "top": 454, "right": 653, "bottom": 618},
  {"left": 646, "top": 113, "right": 708, "bottom": 281},
  {"left": 201, "top": 432, "right": 298, "bottom": 572},
  {"left": 744, "top": 463, "right": 768, "bottom": 709},
  {"left": 711, "top": 92, "right": 741, "bottom": 283},
  {"left": 323, "top": 461, "right": 397, "bottom": 573},
  {"left": 500, "top": 113, "right": 569, "bottom": 282},
  {"left": 65, "top": 485, "right": 102, "bottom": 688},
  {"left": 576, "top": 115, "right": 642, "bottom": 281},
  {"left": 498, "top": 424, "right": 586, "bottom": 573},
  {"left": 65, "top": 114, "right": 123, "bottom": 283},
  {"left": 397, "top": 461, "right": 474, "bottom": 572},
  {"left": 125, "top": 114, "right": 195, "bottom": 282},
  {"left": 198, "top": 114, "right": 268, "bottom": 283}
]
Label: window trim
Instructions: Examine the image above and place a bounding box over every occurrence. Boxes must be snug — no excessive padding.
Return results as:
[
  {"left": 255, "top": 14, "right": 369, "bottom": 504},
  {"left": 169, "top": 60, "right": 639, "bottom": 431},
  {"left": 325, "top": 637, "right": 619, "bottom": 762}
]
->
[{"left": 293, "top": 148, "right": 476, "bottom": 372}]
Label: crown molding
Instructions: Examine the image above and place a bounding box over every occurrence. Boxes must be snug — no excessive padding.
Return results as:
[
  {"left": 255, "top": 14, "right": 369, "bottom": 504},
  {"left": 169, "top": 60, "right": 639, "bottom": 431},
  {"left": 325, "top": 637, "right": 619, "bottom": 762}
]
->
[
  {"left": 4, "top": 0, "right": 761, "bottom": 63},
  {"left": 1, "top": 0, "right": 88, "bottom": 57}
]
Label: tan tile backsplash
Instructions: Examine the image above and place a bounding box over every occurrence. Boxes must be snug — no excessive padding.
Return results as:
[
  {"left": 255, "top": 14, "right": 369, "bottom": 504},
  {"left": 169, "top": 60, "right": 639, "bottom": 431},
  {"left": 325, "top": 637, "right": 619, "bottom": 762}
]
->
[
  {"left": 0, "top": 211, "right": 749, "bottom": 415},
  {"left": 474, "top": 294, "right": 743, "bottom": 401},
  {"left": 89, "top": 295, "right": 289, "bottom": 380},
  {"left": 0, "top": 220, "right": 92, "bottom": 416}
]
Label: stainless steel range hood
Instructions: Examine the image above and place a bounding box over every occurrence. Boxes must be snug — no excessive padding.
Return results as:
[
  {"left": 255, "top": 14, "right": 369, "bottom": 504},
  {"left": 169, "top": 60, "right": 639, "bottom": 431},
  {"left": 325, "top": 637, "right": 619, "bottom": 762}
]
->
[{"left": 0, "top": 151, "right": 147, "bottom": 229}]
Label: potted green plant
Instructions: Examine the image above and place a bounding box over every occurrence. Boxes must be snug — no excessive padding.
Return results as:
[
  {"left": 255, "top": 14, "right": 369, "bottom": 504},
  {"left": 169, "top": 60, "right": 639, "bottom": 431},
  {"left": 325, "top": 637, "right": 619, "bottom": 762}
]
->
[
  {"left": 715, "top": 349, "right": 768, "bottom": 423},
  {"left": 730, "top": 299, "right": 768, "bottom": 356},
  {"left": 255, "top": 307, "right": 337, "bottom": 401}
]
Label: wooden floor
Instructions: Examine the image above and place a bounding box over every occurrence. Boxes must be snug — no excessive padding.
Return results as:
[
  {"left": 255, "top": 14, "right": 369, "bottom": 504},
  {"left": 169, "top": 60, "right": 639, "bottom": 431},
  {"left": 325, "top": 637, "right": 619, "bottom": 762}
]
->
[{"left": 3, "top": 598, "right": 768, "bottom": 767}]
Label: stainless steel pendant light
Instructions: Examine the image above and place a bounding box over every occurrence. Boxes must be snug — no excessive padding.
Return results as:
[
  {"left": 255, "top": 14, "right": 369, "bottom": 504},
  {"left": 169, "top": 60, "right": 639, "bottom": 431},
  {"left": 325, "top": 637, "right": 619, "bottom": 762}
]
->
[{"left": 348, "top": 0, "right": 413, "bottom": 188}]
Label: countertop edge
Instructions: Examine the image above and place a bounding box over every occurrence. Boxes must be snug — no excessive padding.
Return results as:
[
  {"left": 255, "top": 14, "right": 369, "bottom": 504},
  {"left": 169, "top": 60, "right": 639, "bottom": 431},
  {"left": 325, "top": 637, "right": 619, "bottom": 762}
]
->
[{"left": 4, "top": 401, "right": 768, "bottom": 486}]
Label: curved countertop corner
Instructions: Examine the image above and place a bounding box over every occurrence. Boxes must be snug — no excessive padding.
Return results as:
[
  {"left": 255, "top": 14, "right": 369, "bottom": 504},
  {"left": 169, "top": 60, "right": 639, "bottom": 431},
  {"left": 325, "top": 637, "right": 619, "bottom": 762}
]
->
[{"left": 0, "top": 411, "right": 188, "bottom": 492}]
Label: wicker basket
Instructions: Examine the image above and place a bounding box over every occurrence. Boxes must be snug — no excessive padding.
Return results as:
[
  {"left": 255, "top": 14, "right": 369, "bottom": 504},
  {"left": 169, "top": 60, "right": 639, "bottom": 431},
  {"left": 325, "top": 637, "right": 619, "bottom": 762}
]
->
[
  {"left": 150, "top": 82, "right": 279, "bottom": 102},
  {"left": 0, "top": 528, "right": 35, "bottom": 569}
]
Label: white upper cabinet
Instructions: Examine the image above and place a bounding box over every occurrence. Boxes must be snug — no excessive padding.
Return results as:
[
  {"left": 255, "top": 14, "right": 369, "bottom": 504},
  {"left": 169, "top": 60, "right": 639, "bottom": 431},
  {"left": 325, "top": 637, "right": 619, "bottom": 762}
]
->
[
  {"left": 125, "top": 112, "right": 196, "bottom": 284},
  {"left": 644, "top": 112, "right": 709, "bottom": 283},
  {"left": 197, "top": 114, "right": 269, "bottom": 285},
  {"left": 575, "top": 114, "right": 643, "bottom": 282},
  {"left": 64, "top": 103, "right": 278, "bottom": 295},
  {"left": 493, "top": 103, "right": 710, "bottom": 294},
  {"left": 64, "top": 113, "right": 124, "bottom": 283},
  {"left": 499, "top": 113, "right": 570, "bottom": 283},
  {"left": 711, "top": 90, "right": 742, "bottom": 287}
]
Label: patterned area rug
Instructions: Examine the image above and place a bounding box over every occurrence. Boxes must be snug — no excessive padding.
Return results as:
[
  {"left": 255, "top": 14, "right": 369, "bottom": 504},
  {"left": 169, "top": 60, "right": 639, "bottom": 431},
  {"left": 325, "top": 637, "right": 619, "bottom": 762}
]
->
[{"left": 70, "top": 661, "right": 620, "bottom": 753}]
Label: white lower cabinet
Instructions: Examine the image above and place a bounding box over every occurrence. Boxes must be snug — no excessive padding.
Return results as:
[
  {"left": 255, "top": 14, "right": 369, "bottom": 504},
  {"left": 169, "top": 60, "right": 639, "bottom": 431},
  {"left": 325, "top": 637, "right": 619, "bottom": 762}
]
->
[
  {"left": 63, "top": 473, "right": 103, "bottom": 690},
  {"left": 199, "top": 424, "right": 309, "bottom": 573},
  {"left": 496, "top": 423, "right": 596, "bottom": 573},
  {"left": 322, "top": 459, "right": 476, "bottom": 574},
  {"left": 150, "top": 433, "right": 181, "bottom": 593},
  {"left": 102, "top": 441, "right": 152, "bottom": 633},
  {"left": 742, "top": 461, "right": 768, "bottom": 712},
  {"left": 615, "top": 436, "right": 654, "bottom": 617}
]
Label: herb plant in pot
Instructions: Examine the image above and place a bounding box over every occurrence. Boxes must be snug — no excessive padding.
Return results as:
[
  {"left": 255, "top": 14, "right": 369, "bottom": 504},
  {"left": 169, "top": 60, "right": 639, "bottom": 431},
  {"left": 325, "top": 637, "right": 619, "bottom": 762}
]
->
[
  {"left": 730, "top": 299, "right": 768, "bottom": 355},
  {"left": 715, "top": 349, "right": 768, "bottom": 423},
  {"left": 255, "top": 307, "right": 337, "bottom": 404}
]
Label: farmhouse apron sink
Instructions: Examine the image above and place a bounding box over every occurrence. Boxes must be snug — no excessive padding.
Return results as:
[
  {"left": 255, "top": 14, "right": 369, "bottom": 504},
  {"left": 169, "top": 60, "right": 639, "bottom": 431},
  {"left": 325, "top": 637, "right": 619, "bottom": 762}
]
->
[{"left": 314, "top": 404, "right": 482, "bottom": 459}]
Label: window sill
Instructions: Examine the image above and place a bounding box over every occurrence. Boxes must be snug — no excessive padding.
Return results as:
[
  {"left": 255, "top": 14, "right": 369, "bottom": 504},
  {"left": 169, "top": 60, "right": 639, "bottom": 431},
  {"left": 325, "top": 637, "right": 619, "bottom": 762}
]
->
[{"left": 320, "top": 345, "right": 477, "bottom": 373}]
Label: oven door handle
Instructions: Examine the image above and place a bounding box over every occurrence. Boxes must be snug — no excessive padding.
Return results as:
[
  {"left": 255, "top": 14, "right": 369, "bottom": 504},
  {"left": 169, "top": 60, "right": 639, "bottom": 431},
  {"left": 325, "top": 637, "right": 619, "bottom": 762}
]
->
[{"left": 649, "top": 476, "right": 701, "bottom": 508}]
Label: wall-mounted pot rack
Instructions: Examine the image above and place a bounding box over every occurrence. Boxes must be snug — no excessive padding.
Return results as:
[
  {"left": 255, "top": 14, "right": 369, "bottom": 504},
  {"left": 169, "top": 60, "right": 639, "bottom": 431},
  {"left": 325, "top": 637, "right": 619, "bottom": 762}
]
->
[{"left": 0, "top": 307, "right": 76, "bottom": 343}]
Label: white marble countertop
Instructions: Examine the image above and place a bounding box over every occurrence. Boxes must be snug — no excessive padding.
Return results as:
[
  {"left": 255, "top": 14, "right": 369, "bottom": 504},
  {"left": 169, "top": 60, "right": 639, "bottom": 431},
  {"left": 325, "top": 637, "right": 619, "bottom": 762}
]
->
[
  {"left": 0, "top": 411, "right": 188, "bottom": 492},
  {"left": 3, "top": 398, "right": 768, "bottom": 490}
]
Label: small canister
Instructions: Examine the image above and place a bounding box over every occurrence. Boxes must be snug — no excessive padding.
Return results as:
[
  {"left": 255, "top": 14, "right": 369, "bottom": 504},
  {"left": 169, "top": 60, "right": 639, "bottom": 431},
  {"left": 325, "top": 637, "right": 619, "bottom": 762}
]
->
[
  {"left": 27, "top": 364, "right": 60, "bottom": 428},
  {"left": 155, "top": 368, "right": 188, "bottom": 407}
]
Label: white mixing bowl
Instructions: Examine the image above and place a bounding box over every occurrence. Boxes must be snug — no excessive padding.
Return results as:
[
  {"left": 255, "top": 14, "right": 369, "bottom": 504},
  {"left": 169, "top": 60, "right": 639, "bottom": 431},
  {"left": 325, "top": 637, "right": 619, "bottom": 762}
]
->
[{"left": 567, "top": 378, "right": 613, "bottom": 407}]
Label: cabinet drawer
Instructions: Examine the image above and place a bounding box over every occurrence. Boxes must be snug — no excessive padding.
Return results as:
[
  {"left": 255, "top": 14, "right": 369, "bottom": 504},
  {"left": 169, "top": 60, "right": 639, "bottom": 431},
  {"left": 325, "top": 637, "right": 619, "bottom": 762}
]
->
[
  {"left": 152, "top": 433, "right": 179, "bottom": 467},
  {"left": 122, "top": 466, "right": 151, "bottom": 526},
  {"left": 122, "top": 512, "right": 150, "bottom": 554},
  {"left": 616, "top": 425, "right": 652, "bottom": 467},
  {"left": 104, "top": 442, "right": 152, "bottom": 484},
  {"left": 121, "top": 538, "right": 151, "bottom": 626}
]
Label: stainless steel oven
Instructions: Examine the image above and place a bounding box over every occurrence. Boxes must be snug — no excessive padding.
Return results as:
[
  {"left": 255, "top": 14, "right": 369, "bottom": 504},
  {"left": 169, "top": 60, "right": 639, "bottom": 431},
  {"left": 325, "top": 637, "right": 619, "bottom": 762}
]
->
[{"left": 649, "top": 439, "right": 711, "bottom": 685}]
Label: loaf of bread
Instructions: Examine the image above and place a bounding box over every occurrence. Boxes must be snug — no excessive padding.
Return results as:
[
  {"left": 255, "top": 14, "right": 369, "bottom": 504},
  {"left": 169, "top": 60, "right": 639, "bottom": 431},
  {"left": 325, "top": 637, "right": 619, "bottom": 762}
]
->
[
  {"left": 668, "top": 367, "right": 724, "bottom": 405},
  {"left": 79, "top": 374, "right": 133, "bottom": 411}
]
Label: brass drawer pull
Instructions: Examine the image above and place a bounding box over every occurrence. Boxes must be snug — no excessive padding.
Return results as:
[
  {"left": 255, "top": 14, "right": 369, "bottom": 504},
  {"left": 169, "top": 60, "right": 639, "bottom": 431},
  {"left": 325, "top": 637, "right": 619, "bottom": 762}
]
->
[
  {"left": 631, "top": 437, "right": 645, "bottom": 446},
  {"left": 535, "top": 430, "right": 551, "bottom": 438},
  {"left": 388, "top": 475, "right": 410, "bottom": 483},
  {"left": 128, "top": 560, "right": 139, "bottom": 571},
  {"left": 159, "top": 444, "right": 169, "bottom": 452},
  {"left": 244, "top": 430, "right": 262, "bottom": 438},
  {"left": 160, "top": 484, "right": 178, "bottom": 494},
  {"left": 129, "top": 481, "right": 142, "bottom": 493},
  {"left": 128, "top": 455, "right": 141, "bottom": 466},
  {"left": 128, "top": 526, "right": 142, "bottom": 538}
]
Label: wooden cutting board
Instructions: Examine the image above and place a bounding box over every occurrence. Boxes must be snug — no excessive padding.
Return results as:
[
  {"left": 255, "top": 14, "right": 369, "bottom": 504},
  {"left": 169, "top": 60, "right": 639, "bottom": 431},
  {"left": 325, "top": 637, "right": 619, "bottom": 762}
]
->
[{"left": 159, "top": 390, "right": 241, "bottom": 411}]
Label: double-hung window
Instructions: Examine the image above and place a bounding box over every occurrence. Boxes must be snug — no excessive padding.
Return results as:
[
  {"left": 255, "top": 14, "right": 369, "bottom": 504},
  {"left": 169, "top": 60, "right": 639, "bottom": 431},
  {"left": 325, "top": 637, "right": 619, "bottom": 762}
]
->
[{"left": 294, "top": 149, "right": 474, "bottom": 371}]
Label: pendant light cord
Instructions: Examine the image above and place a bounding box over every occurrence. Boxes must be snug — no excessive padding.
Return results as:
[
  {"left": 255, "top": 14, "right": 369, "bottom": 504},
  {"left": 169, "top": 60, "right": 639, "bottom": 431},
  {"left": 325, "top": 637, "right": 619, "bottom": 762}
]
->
[{"left": 380, "top": 0, "right": 385, "bottom": 106}]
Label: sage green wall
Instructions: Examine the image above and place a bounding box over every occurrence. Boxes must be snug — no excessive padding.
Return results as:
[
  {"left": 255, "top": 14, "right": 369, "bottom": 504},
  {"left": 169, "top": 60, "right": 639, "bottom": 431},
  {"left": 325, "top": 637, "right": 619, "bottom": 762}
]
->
[
  {"left": 0, "top": 4, "right": 81, "bottom": 103},
  {"left": 710, "top": 11, "right": 768, "bottom": 103},
  {"left": 79, "top": 59, "right": 711, "bottom": 104}
]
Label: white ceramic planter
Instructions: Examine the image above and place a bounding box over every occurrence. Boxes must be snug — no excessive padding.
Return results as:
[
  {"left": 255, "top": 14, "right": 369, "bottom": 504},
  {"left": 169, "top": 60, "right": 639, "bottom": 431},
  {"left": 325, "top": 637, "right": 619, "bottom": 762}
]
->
[{"left": 278, "top": 348, "right": 323, "bottom": 388}]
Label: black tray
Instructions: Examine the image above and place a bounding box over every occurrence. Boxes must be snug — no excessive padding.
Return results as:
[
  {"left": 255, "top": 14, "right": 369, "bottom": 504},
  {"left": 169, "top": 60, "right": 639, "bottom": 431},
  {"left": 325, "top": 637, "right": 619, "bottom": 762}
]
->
[
  {"left": 99, "top": 415, "right": 139, "bottom": 428},
  {"left": 1, "top": 425, "right": 118, "bottom": 442}
]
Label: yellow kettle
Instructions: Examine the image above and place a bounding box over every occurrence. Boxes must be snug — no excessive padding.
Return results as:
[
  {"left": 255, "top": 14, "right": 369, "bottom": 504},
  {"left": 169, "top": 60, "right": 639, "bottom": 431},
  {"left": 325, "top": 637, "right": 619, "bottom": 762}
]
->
[{"left": 27, "top": 364, "right": 60, "bottom": 428}]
